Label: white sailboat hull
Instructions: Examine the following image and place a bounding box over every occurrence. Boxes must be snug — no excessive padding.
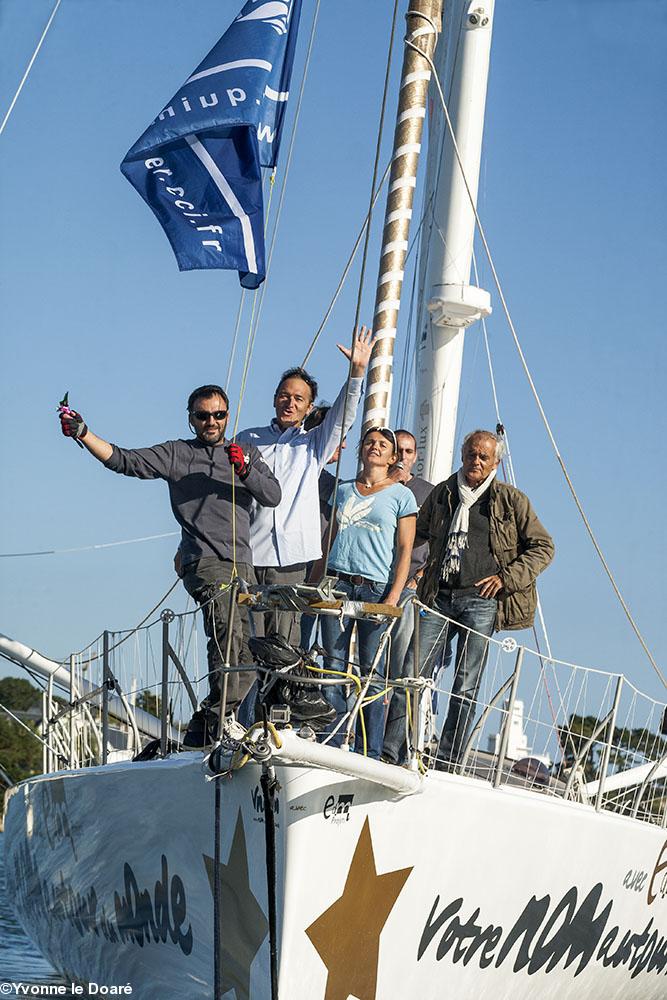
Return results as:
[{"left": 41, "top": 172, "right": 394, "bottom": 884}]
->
[{"left": 4, "top": 736, "right": 667, "bottom": 999}]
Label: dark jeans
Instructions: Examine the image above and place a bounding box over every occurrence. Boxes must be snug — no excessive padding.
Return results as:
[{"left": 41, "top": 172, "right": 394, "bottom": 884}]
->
[
  {"left": 254, "top": 563, "right": 307, "bottom": 643},
  {"left": 383, "top": 590, "right": 497, "bottom": 764},
  {"left": 319, "top": 578, "right": 389, "bottom": 759},
  {"left": 181, "top": 557, "right": 256, "bottom": 714}
]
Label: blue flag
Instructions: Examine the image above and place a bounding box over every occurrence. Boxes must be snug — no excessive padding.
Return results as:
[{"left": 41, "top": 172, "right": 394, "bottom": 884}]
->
[{"left": 121, "top": 0, "right": 302, "bottom": 288}]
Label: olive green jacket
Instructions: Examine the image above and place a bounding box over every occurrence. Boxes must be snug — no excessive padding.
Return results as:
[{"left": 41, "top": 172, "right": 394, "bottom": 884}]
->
[{"left": 416, "top": 474, "right": 555, "bottom": 631}]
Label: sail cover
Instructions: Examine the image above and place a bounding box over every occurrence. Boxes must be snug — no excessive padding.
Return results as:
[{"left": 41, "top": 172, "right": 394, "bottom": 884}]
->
[{"left": 121, "top": 0, "right": 302, "bottom": 288}]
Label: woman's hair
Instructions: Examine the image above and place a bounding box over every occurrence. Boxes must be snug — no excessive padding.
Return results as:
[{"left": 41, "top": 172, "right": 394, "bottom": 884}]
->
[{"left": 358, "top": 425, "right": 398, "bottom": 460}]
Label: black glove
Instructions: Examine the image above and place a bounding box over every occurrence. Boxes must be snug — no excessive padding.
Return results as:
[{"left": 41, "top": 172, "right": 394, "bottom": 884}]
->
[{"left": 60, "top": 409, "right": 88, "bottom": 441}]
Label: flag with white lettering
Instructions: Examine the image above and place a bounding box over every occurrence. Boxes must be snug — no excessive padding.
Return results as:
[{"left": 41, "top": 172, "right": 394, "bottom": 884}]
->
[{"left": 121, "top": 0, "right": 302, "bottom": 288}]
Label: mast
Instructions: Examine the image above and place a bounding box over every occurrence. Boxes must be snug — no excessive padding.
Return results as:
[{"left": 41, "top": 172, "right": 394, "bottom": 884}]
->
[
  {"left": 414, "top": 0, "right": 495, "bottom": 482},
  {"left": 360, "top": 0, "right": 442, "bottom": 436}
]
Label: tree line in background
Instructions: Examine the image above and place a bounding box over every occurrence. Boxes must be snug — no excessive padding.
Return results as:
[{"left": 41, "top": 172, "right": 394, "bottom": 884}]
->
[
  {"left": 0, "top": 677, "right": 163, "bottom": 787},
  {"left": 2, "top": 679, "right": 665, "bottom": 807},
  {"left": 0, "top": 677, "right": 43, "bottom": 785},
  {"left": 557, "top": 712, "right": 667, "bottom": 819}
]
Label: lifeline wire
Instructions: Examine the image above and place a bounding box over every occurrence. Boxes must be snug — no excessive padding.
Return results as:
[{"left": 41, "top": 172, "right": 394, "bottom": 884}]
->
[
  {"left": 0, "top": 530, "right": 179, "bottom": 559},
  {"left": 70, "top": 577, "right": 181, "bottom": 667},
  {"left": 409, "top": 39, "right": 666, "bottom": 690},
  {"left": 0, "top": 0, "right": 61, "bottom": 137}
]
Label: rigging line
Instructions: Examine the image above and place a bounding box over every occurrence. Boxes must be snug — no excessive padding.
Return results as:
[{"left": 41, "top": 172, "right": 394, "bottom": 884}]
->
[
  {"left": 233, "top": 0, "right": 322, "bottom": 428},
  {"left": 412, "top": 41, "right": 667, "bottom": 691},
  {"left": 233, "top": 174, "right": 277, "bottom": 434},
  {"left": 394, "top": 189, "right": 436, "bottom": 428},
  {"left": 69, "top": 577, "right": 181, "bottom": 667},
  {"left": 395, "top": 235, "right": 420, "bottom": 427},
  {"left": 0, "top": 530, "right": 179, "bottom": 559},
  {"left": 480, "top": 305, "right": 559, "bottom": 683},
  {"left": 224, "top": 288, "right": 247, "bottom": 395},
  {"left": 0, "top": 760, "right": 16, "bottom": 788},
  {"left": 323, "top": 0, "right": 401, "bottom": 574},
  {"left": 475, "top": 228, "right": 582, "bottom": 727},
  {"left": 302, "top": 176, "right": 430, "bottom": 380},
  {"left": 224, "top": 171, "right": 270, "bottom": 398},
  {"left": 300, "top": 161, "right": 391, "bottom": 368},
  {"left": 452, "top": 319, "right": 483, "bottom": 455},
  {"left": 229, "top": 186, "right": 273, "bottom": 573},
  {"left": 0, "top": 700, "right": 62, "bottom": 757},
  {"left": 0, "top": 0, "right": 61, "bottom": 137},
  {"left": 390, "top": 188, "right": 431, "bottom": 424}
]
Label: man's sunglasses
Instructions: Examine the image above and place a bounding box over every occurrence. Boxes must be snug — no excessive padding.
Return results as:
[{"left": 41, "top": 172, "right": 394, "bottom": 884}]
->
[{"left": 192, "top": 409, "right": 228, "bottom": 422}]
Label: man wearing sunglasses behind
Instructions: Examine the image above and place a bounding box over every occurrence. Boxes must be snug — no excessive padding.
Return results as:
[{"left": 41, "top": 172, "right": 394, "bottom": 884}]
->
[{"left": 59, "top": 385, "right": 281, "bottom": 747}]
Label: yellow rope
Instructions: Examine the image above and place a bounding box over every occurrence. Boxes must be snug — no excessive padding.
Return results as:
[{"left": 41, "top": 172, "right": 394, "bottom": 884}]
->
[
  {"left": 230, "top": 472, "right": 238, "bottom": 580},
  {"left": 362, "top": 686, "right": 390, "bottom": 706},
  {"left": 228, "top": 172, "right": 277, "bottom": 579},
  {"left": 358, "top": 704, "right": 367, "bottom": 757},
  {"left": 301, "top": 662, "right": 368, "bottom": 755},
  {"left": 229, "top": 719, "right": 284, "bottom": 771},
  {"left": 304, "top": 662, "right": 362, "bottom": 696},
  {"left": 232, "top": 171, "right": 276, "bottom": 439}
]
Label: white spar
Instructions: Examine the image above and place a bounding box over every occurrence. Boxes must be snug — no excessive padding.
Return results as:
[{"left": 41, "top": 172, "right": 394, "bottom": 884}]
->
[{"left": 414, "top": 0, "right": 495, "bottom": 483}]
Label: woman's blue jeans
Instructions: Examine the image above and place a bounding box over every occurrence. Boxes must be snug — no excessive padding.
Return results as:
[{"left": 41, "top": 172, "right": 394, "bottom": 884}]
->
[{"left": 319, "top": 578, "right": 389, "bottom": 759}]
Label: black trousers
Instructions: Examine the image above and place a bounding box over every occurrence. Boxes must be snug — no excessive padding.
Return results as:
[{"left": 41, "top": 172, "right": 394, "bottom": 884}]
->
[{"left": 181, "top": 557, "right": 256, "bottom": 713}]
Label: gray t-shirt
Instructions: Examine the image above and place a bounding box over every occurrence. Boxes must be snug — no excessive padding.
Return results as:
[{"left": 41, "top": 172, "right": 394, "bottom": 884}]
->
[{"left": 105, "top": 438, "right": 281, "bottom": 566}]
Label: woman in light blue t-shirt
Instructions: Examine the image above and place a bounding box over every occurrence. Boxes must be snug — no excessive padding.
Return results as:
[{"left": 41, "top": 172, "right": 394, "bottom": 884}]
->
[{"left": 321, "top": 427, "right": 417, "bottom": 758}]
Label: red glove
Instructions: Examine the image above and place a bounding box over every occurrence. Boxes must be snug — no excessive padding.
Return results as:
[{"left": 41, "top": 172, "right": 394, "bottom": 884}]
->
[
  {"left": 225, "top": 442, "right": 250, "bottom": 480},
  {"left": 60, "top": 409, "right": 88, "bottom": 441}
]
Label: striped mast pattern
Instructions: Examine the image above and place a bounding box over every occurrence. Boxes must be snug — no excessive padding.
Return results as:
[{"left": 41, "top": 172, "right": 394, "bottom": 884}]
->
[{"left": 361, "top": 0, "right": 441, "bottom": 435}]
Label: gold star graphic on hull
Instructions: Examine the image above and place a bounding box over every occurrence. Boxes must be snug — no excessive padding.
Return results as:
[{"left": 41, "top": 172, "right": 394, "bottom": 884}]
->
[
  {"left": 306, "top": 816, "right": 413, "bottom": 1000},
  {"left": 203, "top": 809, "right": 268, "bottom": 1000}
]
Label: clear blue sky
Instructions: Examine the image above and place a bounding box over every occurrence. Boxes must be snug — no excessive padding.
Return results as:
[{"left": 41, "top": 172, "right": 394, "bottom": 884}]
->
[{"left": 1, "top": 1, "right": 665, "bottom": 705}]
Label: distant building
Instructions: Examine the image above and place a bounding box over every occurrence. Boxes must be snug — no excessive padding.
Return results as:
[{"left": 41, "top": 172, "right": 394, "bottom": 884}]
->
[{"left": 487, "top": 699, "right": 551, "bottom": 768}]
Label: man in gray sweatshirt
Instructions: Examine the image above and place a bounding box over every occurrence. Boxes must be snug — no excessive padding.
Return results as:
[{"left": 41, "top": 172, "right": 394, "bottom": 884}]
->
[{"left": 59, "top": 384, "right": 281, "bottom": 745}]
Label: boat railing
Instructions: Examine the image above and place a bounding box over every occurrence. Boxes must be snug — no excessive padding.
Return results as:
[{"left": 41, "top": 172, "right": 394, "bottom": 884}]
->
[
  {"left": 25, "top": 584, "right": 667, "bottom": 829},
  {"left": 411, "top": 599, "right": 667, "bottom": 824}
]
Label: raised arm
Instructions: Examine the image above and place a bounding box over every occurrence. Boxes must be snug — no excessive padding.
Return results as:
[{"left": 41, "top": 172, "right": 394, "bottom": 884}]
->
[
  {"left": 312, "top": 326, "right": 376, "bottom": 465},
  {"left": 60, "top": 407, "right": 176, "bottom": 480},
  {"left": 60, "top": 408, "right": 113, "bottom": 463}
]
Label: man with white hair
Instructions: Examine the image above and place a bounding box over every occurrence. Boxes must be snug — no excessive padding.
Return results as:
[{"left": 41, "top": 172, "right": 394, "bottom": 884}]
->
[{"left": 387, "top": 428, "right": 554, "bottom": 767}]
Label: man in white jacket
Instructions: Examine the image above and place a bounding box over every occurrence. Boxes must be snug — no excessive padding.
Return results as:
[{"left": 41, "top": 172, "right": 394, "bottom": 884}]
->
[{"left": 240, "top": 325, "right": 374, "bottom": 640}]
